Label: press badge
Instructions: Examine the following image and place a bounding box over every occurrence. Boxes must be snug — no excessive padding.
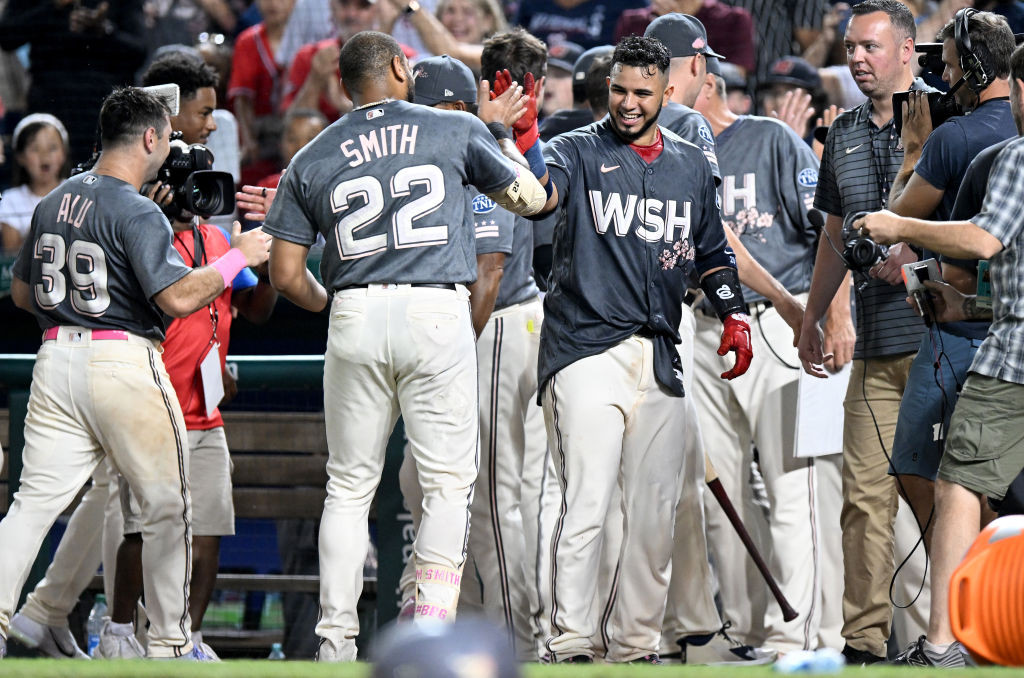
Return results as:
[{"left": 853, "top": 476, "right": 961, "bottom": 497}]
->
[{"left": 200, "top": 342, "right": 225, "bottom": 417}]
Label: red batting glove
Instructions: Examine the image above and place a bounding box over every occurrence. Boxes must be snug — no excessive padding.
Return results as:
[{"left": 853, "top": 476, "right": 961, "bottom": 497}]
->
[
  {"left": 489, "top": 69, "right": 514, "bottom": 100},
  {"left": 513, "top": 72, "right": 539, "bottom": 153},
  {"left": 718, "top": 313, "right": 753, "bottom": 380}
]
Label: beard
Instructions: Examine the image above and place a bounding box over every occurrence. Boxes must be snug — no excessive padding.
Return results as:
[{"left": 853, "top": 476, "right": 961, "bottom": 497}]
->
[{"left": 610, "top": 106, "right": 661, "bottom": 143}]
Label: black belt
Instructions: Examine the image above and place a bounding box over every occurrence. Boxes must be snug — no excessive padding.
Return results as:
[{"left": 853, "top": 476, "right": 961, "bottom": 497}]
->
[{"left": 338, "top": 283, "right": 456, "bottom": 292}]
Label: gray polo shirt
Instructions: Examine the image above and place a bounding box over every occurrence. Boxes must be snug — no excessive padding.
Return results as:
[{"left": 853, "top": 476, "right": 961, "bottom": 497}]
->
[{"left": 814, "top": 91, "right": 927, "bottom": 359}]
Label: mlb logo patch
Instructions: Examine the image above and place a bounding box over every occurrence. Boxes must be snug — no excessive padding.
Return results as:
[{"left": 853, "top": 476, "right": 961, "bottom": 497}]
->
[
  {"left": 83, "top": 175, "right": 97, "bottom": 184},
  {"left": 797, "top": 168, "right": 818, "bottom": 188},
  {"left": 366, "top": 108, "right": 384, "bottom": 120},
  {"left": 472, "top": 194, "right": 497, "bottom": 214}
]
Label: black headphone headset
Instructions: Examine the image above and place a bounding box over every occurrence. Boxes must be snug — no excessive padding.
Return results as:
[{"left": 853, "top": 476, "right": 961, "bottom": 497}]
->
[{"left": 955, "top": 8, "right": 995, "bottom": 94}]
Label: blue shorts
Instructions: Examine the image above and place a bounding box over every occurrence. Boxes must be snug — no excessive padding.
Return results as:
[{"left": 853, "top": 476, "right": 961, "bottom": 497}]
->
[{"left": 889, "top": 328, "right": 983, "bottom": 480}]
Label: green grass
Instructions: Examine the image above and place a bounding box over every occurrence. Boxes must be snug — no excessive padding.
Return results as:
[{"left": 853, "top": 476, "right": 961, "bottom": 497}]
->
[{"left": 0, "top": 660, "right": 1021, "bottom": 678}]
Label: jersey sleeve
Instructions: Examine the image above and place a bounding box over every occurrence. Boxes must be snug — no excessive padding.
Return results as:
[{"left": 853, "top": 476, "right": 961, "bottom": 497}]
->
[
  {"left": 122, "top": 210, "right": 193, "bottom": 299},
  {"left": 670, "top": 115, "right": 721, "bottom": 183},
  {"left": 692, "top": 166, "right": 731, "bottom": 273},
  {"left": 913, "top": 120, "right": 965, "bottom": 192},
  {"left": 542, "top": 134, "right": 579, "bottom": 210},
  {"left": 463, "top": 116, "right": 519, "bottom": 194},
  {"left": 813, "top": 126, "right": 842, "bottom": 217},
  {"left": 471, "top": 192, "right": 515, "bottom": 256},
  {"left": 777, "top": 124, "right": 821, "bottom": 242},
  {"left": 262, "top": 161, "right": 320, "bottom": 247},
  {"left": 228, "top": 29, "right": 259, "bottom": 105}
]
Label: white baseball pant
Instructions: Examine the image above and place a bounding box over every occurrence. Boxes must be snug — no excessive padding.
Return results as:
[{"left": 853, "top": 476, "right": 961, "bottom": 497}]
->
[
  {"left": 693, "top": 300, "right": 823, "bottom": 652},
  {"left": 317, "top": 285, "right": 478, "bottom": 659},
  {"left": 543, "top": 335, "right": 688, "bottom": 662},
  {"left": 0, "top": 327, "right": 193, "bottom": 657}
]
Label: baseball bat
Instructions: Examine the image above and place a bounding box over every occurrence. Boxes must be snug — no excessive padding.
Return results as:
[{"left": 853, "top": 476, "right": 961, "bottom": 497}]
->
[{"left": 703, "top": 452, "right": 799, "bottom": 623}]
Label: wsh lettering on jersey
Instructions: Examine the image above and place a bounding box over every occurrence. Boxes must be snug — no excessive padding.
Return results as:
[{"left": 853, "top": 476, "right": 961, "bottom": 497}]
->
[{"left": 588, "top": 190, "right": 691, "bottom": 243}]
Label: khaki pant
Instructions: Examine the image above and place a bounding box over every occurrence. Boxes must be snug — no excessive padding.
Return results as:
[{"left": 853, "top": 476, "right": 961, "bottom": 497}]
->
[
  {"left": 841, "top": 354, "right": 914, "bottom": 657},
  {"left": 317, "top": 285, "right": 478, "bottom": 658},
  {"left": 0, "top": 328, "right": 193, "bottom": 657}
]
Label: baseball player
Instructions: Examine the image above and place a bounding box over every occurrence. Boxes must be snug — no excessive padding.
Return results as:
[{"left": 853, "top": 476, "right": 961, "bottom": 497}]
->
[
  {"left": 1, "top": 86, "right": 270, "bottom": 660},
  {"left": 690, "top": 55, "right": 825, "bottom": 653},
  {"left": 534, "top": 35, "right": 753, "bottom": 663},
  {"left": 260, "top": 31, "right": 548, "bottom": 661}
]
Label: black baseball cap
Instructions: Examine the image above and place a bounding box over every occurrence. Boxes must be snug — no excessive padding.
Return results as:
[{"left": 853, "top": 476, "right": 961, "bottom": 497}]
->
[
  {"left": 644, "top": 13, "right": 724, "bottom": 60},
  {"left": 572, "top": 45, "right": 614, "bottom": 101},
  {"left": 760, "top": 56, "right": 821, "bottom": 91},
  {"left": 548, "top": 41, "right": 585, "bottom": 74},
  {"left": 413, "top": 55, "right": 477, "bottom": 106}
]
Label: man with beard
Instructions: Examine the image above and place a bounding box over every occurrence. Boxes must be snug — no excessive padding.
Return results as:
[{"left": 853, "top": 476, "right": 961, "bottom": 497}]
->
[
  {"left": 532, "top": 35, "right": 753, "bottom": 663},
  {"left": 261, "top": 30, "right": 549, "bottom": 661}
]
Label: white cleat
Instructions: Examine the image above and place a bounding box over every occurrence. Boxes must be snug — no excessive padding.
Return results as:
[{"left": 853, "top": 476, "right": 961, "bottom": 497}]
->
[
  {"left": 190, "top": 631, "right": 221, "bottom": 662},
  {"left": 316, "top": 637, "right": 358, "bottom": 662},
  {"left": 9, "top": 613, "right": 89, "bottom": 659},
  {"left": 95, "top": 621, "right": 145, "bottom": 659},
  {"left": 681, "top": 623, "right": 778, "bottom": 665}
]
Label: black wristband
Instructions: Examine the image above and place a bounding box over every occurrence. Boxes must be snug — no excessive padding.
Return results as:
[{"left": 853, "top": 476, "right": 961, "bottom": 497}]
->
[
  {"left": 700, "top": 267, "right": 746, "bottom": 320},
  {"left": 486, "top": 121, "right": 511, "bottom": 142}
]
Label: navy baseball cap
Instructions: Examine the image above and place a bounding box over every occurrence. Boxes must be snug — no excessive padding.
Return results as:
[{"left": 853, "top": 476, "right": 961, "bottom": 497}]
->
[
  {"left": 548, "top": 41, "right": 585, "bottom": 74},
  {"left": 414, "top": 55, "right": 477, "bottom": 106},
  {"left": 760, "top": 56, "right": 821, "bottom": 91},
  {"left": 644, "top": 13, "right": 725, "bottom": 60}
]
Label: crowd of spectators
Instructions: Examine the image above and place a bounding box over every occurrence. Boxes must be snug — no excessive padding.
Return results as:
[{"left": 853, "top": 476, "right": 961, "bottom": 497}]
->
[{"left": 2, "top": 0, "right": 1024, "bottom": 253}]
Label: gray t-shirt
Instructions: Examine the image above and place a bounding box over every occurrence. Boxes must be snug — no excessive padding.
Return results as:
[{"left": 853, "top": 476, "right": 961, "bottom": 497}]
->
[
  {"left": 263, "top": 100, "right": 518, "bottom": 290},
  {"left": 13, "top": 172, "right": 191, "bottom": 340},
  {"left": 716, "top": 115, "right": 819, "bottom": 301}
]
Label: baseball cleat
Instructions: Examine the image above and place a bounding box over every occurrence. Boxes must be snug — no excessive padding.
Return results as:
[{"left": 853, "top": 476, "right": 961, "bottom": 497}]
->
[
  {"left": 316, "top": 637, "right": 357, "bottom": 662},
  {"left": 95, "top": 621, "right": 145, "bottom": 659},
  {"left": 891, "top": 636, "right": 970, "bottom": 667},
  {"left": 628, "top": 653, "right": 663, "bottom": 664},
  {"left": 9, "top": 613, "right": 89, "bottom": 659},
  {"left": 680, "top": 622, "right": 777, "bottom": 665}
]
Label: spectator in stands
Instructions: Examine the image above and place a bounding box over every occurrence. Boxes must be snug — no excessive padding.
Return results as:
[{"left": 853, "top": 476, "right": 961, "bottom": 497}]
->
[
  {"left": 726, "top": 0, "right": 826, "bottom": 92},
  {"left": 515, "top": 0, "right": 646, "bottom": 50},
  {"left": 228, "top": 0, "right": 296, "bottom": 184},
  {"left": 540, "top": 41, "right": 583, "bottom": 118},
  {"left": 978, "top": 0, "right": 1024, "bottom": 32},
  {"left": 758, "top": 55, "right": 826, "bottom": 140},
  {"left": 0, "top": 114, "right": 70, "bottom": 253},
  {"left": 0, "top": 0, "right": 147, "bottom": 164},
  {"left": 538, "top": 44, "right": 612, "bottom": 140},
  {"left": 281, "top": 0, "right": 382, "bottom": 122},
  {"left": 258, "top": 107, "right": 328, "bottom": 189},
  {"left": 143, "top": 0, "right": 239, "bottom": 50},
  {"left": 614, "top": 0, "right": 755, "bottom": 75},
  {"left": 381, "top": 0, "right": 507, "bottom": 72},
  {"left": 583, "top": 53, "right": 612, "bottom": 119}
]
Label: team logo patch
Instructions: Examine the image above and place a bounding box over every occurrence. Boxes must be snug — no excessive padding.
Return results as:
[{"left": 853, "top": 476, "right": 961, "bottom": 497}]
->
[
  {"left": 797, "top": 168, "right": 818, "bottom": 188},
  {"left": 692, "top": 37, "right": 706, "bottom": 50},
  {"left": 366, "top": 108, "right": 384, "bottom": 120},
  {"left": 444, "top": 88, "right": 454, "bottom": 96},
  {"left": 716, "top": 284, "right": 735, "bottom": 300},
  {"left": 472, "top": 194, "right": 497, "bottom": 214},
  {"left": 698, "top": 124, "right": 715, "bottom": 145}
]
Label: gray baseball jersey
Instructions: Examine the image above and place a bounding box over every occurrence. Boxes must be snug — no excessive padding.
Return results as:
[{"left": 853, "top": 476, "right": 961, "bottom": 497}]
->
[
  {"left": 715, "top": 115, "right": 819, "bottom": 301},
  {"left": 262, "top": 100, "right": 518, "bottom": 290},
  {"left": 12, "top": 172, "right": 192, "bottom": 340},
  {"left": 540, "top": 119, "right": 730, "bottom": 398},
  {"left": 658, "top": 102, "right": 721, "bottom": 183},
  {"left": 471, "top": 189, "right": 515, "bottom": 257},
  {"left": 494, "top": 216, "right": 540, "bottom": 310}
]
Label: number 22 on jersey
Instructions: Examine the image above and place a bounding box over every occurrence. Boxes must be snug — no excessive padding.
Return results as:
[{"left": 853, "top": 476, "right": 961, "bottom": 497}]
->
[{"left": 332, "top": 164, "right": 447, "bottom": 260}]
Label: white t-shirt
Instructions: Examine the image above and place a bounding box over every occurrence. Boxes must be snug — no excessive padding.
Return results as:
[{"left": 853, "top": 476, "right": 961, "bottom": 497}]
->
[{"left": 0, "top": 184, "right": 45, "bottom": 236}]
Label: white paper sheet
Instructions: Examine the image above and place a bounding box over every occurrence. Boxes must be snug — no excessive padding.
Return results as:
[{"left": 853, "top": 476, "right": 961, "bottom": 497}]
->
[{"left": 795, "top": 362, "right": 851, "bottom": 458}]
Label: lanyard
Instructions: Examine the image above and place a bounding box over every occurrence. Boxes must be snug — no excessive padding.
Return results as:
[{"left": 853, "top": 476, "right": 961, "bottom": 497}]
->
[{"left": 174, "top": 225, "right": 220, "bottom": 347}]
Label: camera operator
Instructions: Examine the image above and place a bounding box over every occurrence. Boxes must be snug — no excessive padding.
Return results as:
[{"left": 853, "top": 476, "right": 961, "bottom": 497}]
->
[
  {"left": 796, "top": 0, "right": 933, "bottom": 665},
  {"left": 879, "top": 10, "right": 1016, "bottom": 568},
  {"left": 91, "top": 52, "right": 280, "bottom": 659},
  {"left": 855, "top": 40, "right": 1024, "bottom": 667}
]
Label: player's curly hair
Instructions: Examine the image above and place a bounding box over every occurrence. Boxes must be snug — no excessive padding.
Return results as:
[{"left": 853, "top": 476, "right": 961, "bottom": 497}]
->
[
  {"left": 142, "top": 51, "right": 220, "bottom": 102},
  {"left": 99, "top": 87, "right": 171, "bottom": 150},
  {"left": 612, "top": 35, "right": 670, "bottom": 79}
]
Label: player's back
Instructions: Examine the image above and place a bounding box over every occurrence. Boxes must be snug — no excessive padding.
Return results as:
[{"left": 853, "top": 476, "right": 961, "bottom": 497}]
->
[
  {"left": 15, "top": 172, "right": 190, "bottom": 339},
  {"left": 268, "top": 99, "right": 516, "bottom": 291}
]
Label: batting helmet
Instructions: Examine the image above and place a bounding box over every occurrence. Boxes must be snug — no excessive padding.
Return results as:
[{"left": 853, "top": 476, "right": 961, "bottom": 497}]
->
[
  {"left": 371, "top": 616, "right": 520, "bottom": 678},
  {"left": 950, "top": 514, "right": 1024, "bottom": 666}
]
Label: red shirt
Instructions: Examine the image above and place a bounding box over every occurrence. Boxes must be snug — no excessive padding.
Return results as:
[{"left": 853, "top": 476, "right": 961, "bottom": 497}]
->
[
  {"left": 164, "top": 225, "right": 236, "bottom": 430},
  {"left": 614, "top": 1, "right": 755, "bottom": 75},
  {"left": 630, "top": 129, "right": 663, "bottom": 163},
  {"left": 228, "top": 23, "right": 284, "bottom": 117}
]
